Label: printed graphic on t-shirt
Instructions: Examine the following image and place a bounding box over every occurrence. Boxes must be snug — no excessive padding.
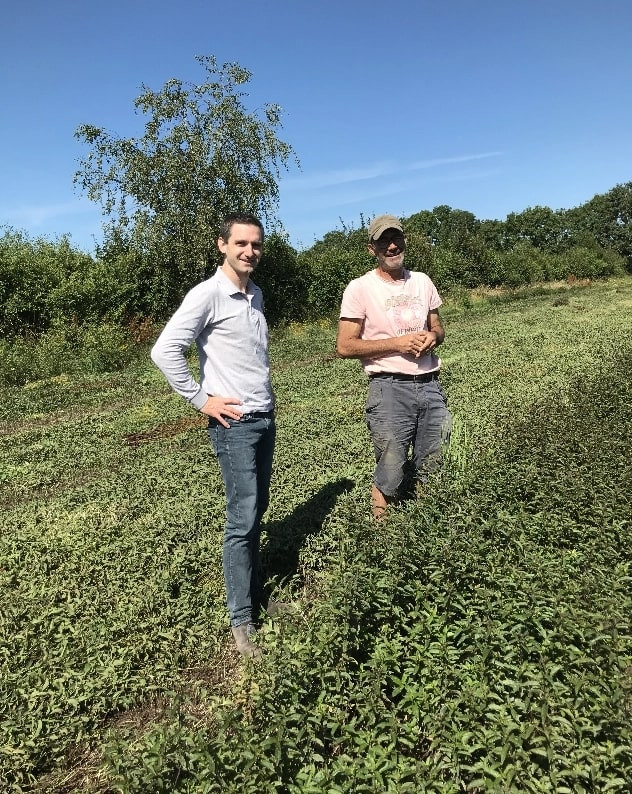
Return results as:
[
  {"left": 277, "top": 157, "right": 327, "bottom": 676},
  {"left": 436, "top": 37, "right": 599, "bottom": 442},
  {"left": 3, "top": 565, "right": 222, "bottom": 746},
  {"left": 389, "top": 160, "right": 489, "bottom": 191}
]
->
[{"left": 385, "top": 295, "right": 426, "bottom": 336}]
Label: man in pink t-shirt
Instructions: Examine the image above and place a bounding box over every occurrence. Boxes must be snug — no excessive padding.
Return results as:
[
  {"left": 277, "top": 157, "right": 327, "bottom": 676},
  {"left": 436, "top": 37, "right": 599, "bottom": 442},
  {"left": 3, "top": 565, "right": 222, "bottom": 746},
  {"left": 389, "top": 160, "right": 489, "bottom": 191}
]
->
[{"left": 337, "top": 214, "right": 452, "bottom": 519}]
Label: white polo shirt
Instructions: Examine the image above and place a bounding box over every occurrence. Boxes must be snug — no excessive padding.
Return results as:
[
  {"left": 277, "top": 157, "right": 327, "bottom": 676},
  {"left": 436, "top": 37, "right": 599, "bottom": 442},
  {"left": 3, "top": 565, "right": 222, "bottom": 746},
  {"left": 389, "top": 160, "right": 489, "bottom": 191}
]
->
[{"left": 151, "top": 269, "right": 274, "bottom": 414}]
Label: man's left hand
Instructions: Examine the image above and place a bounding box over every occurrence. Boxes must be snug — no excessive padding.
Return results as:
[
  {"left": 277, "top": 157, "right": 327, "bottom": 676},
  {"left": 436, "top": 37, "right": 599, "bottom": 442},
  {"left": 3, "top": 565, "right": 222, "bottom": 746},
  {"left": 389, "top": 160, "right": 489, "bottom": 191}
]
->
[{"left": 416, "top": 330, "right": 437, "bottom": 357}]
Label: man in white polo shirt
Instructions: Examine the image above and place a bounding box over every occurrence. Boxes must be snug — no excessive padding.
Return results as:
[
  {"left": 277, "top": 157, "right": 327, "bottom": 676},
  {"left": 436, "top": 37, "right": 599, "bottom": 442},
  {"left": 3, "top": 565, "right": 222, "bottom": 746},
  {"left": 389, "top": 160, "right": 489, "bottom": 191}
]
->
[
  {"left": 151, "top": 212, "right": 276, "bottom": 658},
  {"left": 337, "top": 214, "right": 452, "bottom": 519}
]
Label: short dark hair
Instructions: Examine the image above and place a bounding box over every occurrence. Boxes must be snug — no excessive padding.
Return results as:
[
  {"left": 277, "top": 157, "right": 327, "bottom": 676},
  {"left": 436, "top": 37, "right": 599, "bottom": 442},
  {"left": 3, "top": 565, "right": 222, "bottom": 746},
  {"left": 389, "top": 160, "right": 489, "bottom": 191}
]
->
[{"left": 218, "top": 212, "right": 264, "bottom": 242}]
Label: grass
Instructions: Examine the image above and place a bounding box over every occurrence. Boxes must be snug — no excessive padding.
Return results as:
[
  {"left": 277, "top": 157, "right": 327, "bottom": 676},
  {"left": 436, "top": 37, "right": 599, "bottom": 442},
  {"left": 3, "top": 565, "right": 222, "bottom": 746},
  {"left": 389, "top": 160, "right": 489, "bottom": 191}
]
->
[{"left": 1, "top": 275, "right": 631, "bottom": 792}]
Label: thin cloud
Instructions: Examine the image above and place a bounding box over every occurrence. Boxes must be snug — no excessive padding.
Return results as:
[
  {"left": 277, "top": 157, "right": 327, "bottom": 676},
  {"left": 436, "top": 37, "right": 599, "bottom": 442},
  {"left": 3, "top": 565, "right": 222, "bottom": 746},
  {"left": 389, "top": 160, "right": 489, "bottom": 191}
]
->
[
  {"left": 342, "top": 169, "right": 503, "bottom": 207},
  {"left": 410, "top": 152, "right": 502, "bottom": 170},
  {"left": 283, "top": 167, "right": 502, "bottom": 212},
  {"left": 283, "top": 151, "right": 502, "bottom": 191},
  {"left": 283, "top": 162, "right": 395, "bottom": 190}
]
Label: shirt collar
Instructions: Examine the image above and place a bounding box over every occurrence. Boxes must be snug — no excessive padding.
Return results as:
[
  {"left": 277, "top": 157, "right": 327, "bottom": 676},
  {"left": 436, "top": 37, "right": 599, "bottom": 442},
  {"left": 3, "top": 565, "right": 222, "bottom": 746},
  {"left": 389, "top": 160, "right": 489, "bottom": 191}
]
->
[{"left": 215, "top": 267, "right": 254, "bottom": 297}]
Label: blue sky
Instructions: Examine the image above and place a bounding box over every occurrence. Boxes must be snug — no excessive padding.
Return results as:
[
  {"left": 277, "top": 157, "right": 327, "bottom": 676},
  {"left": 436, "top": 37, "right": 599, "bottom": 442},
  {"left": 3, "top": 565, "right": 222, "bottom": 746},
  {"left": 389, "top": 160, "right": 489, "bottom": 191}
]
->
[{"left": 1, "top": 0, "right": 631, "bottom": 253}]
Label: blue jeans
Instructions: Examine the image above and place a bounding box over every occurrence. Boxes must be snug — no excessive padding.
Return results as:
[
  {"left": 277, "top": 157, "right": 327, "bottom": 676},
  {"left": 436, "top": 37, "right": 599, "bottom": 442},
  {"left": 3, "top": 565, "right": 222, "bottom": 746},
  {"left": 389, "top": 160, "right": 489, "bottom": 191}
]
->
[
  {"left": 208, "top": 412, "right": 275, "bottom": 627},
  {"left": 366, "top": 376, "right": 452, "bottom": 497}
]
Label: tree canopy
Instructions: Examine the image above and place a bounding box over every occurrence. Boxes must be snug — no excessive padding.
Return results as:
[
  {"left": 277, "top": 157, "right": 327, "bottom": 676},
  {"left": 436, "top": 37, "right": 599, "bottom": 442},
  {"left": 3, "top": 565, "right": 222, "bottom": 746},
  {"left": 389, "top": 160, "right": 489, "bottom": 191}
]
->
[{"left": 74, "top": 55, "right": 297, "bottom": 314}]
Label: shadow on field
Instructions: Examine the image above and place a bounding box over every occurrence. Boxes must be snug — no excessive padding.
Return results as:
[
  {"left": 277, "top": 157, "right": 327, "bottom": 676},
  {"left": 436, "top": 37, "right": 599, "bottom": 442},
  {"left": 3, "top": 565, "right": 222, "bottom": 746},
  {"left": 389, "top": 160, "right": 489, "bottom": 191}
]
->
[{"left": 261, "top": 477, "right": 355, "bottom": 585}]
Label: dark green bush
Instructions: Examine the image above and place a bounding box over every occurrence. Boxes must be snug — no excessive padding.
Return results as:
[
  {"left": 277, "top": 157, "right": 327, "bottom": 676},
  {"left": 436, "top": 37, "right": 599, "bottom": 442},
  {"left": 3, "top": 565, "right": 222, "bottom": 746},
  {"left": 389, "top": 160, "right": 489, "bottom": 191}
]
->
[
  {"left": 428, "top": 247, "right": 476, "bottom": 288},
  {"left": 489, "top": 241, "right": 548, "bottom": 286},
  {"left": 49, "top": 255, "right": 141, "bottom": 325},
  {"left": 0, "top": 228, "right": 142, "bottom": 335},
  {"left": 253, "top": 233, "right": 310, "bottom": 326},
  {"left": 551, "top": 246, "right": 626, "bottom": 280},
  {"left": 0, "top": 229, "right": 94, "bottom": 335},
  {"left": 0, "top": 321, "right": 137, "bottom": 386},
  {"left": 299, "top": 244, "right": 372, "bottom": 319},
  {"left": 402, "top": 230, "right": 434, "bottom": 275}
]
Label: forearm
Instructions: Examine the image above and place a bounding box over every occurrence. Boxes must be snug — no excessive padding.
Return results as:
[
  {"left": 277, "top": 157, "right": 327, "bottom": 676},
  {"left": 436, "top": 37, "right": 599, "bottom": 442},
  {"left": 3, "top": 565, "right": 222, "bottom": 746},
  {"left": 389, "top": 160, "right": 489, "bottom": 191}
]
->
[
  {"left": 337, "top": 314, "right": 442, "bottom": 359},
  {"left": 337, "top": 335, "right": 403, "bottom": 358},
  {"left": 430, "top": 326, "right": 444, "bottom": 346},
  {"left": 427, "top": 306, "right": 445, "bottom": 347},
  {"left": 151, "top": 336, "right": 206, "bottom": 408}
]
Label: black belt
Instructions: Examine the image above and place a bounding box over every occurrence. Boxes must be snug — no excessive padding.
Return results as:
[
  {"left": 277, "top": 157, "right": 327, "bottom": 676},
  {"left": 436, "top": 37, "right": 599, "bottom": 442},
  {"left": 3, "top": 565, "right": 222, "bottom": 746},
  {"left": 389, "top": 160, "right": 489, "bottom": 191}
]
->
[{"left": 369, "top": 371, "right": 438, "bottom": 383}]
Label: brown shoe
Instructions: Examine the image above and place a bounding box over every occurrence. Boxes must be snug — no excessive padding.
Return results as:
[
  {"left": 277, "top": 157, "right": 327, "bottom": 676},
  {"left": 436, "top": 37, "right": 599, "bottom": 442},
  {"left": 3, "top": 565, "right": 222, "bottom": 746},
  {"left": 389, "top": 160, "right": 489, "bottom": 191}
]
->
[{"left": 231, "top": 623, "right": 261, "bottom": 659}]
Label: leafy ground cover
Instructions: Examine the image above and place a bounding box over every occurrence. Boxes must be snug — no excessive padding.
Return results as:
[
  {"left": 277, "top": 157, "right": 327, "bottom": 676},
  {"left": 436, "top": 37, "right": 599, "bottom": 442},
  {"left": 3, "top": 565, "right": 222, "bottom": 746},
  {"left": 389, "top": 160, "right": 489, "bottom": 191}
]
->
[{"left": 1, "top": 277, "right": 631, "bottom": 792}]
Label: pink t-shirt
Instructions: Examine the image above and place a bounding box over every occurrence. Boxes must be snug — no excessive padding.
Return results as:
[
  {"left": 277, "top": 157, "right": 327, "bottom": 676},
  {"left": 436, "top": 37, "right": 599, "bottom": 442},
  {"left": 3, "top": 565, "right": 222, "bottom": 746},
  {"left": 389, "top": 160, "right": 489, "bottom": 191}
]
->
[{"left": 339, "top": 269, "right": 443, "bottom": 375}]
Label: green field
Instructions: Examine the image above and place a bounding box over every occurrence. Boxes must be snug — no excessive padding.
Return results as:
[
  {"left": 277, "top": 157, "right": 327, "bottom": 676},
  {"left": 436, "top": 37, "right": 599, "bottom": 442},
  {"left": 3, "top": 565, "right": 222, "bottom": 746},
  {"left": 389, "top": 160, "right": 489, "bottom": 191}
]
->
[{"left": 1, "top": 277, "right": 631, "bottom": 792}]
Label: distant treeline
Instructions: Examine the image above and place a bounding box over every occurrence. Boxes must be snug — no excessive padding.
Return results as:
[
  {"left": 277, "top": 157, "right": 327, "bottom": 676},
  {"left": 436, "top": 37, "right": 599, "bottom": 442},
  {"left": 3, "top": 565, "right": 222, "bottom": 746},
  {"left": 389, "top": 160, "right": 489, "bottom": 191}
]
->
[{"left": 1, "top": 182, "right": 630, "bottom": 339}]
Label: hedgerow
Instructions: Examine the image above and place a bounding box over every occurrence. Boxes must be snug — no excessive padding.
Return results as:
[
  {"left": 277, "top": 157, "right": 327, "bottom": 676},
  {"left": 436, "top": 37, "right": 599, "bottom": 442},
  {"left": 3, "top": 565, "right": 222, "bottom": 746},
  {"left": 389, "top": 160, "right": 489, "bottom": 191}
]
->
[{"left": 3, "top": 182, "right": 628, "bottom": 376}]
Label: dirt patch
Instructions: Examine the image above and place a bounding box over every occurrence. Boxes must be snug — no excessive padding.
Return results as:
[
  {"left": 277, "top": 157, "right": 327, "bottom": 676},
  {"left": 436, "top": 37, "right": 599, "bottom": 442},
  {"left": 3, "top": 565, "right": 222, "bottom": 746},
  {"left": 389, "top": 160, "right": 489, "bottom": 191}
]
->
[{"left": 123, "top": 415, "right": 207, "bottom": 447}]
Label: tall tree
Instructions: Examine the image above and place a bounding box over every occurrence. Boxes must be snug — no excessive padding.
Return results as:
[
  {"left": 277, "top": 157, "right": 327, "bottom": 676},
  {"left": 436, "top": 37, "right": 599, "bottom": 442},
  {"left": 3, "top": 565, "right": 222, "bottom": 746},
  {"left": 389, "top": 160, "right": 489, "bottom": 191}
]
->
[
  {"left": 566, "top": 182, "right": 632, "bottom": 268},
  {"left": 478, "top": 218, "right": 508, "bottom": 251},
  {"left": 74, "top": 55, "right": 297, "bottom": 315},
  {"left": 406, "top": 206, "right": 479, "bottom": 249},
  {"left": 505, "top": 206, "right": 568, "bottom": 253}
]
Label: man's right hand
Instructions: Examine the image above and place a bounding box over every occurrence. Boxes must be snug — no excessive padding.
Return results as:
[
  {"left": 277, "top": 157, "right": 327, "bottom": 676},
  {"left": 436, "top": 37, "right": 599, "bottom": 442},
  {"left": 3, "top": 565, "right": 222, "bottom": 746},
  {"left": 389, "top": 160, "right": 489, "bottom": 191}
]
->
[
  {"left": 200, "top": 395, "right": 244, "bottom": 428},
  {"left": 398, "top": 332, "right": 434, "bottom": 358}
]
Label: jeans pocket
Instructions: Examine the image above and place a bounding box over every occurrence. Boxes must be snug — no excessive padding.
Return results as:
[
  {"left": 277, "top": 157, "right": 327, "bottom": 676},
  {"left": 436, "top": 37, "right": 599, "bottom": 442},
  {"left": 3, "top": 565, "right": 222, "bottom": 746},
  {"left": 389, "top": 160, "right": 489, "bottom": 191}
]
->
[
  {"left": 365, "top": 380, "right": 383, "bottom": 413},
  {"left": 434, "top": 380, "right": 449, "bottom": 406}
]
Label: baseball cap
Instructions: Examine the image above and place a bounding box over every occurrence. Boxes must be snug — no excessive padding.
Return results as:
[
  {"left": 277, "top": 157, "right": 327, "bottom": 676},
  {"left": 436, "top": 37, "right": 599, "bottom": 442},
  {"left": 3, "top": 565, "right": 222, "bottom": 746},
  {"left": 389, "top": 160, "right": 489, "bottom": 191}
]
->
[{"left": 367, "top": 214, "right": 404, "bottom": 242}]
